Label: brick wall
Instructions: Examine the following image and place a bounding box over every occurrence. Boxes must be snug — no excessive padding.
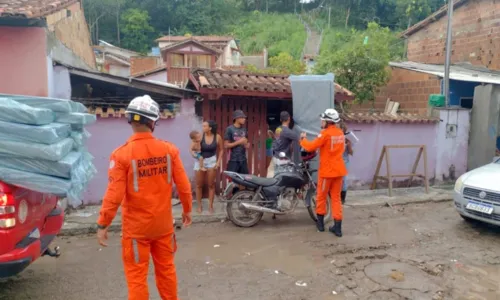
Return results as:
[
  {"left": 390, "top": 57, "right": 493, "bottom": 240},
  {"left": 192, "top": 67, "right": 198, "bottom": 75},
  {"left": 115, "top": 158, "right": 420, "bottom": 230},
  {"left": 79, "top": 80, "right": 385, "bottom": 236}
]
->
[
  {"left": 47, "top": 2, "right": 96, "bottom": 69},
  {"left": 407, "top": 0, "right": 500, "bottom": 70},
  {"left": 130, "top": 56, "right": 161, "bottom": 76},
  {"left": 353, "top": 68, "right": 441, "bottom": 115}
]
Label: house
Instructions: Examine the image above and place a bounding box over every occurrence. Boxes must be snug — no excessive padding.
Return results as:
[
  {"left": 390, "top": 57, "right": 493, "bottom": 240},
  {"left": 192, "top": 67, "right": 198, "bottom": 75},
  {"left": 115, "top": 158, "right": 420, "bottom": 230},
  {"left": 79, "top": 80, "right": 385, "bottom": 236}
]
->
[
  {"left": 0, "top": 0, "right": 95, "bottom": 98},
  {"left": 155, "top": 35, "right": 241, "bottom": 68},
  {"left": 160, "top": 38, "right": 222, "bottom": 87},
  {"left": 93, "top": 40, "right": 140, "bottom": 77},
  {"left": 366, "top": 0, "right": 500, "bottom": 178},
  {"left": 186, "top": 68, "right": 355, "bottom": 192},
  {"left": 62, "top": 64, "right": 198, "bottom": 204}
]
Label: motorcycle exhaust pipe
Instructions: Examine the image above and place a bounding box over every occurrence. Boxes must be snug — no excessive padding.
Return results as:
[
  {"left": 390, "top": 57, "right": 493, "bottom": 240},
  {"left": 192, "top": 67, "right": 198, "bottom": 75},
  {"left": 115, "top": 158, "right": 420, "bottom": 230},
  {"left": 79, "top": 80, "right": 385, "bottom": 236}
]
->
[{"left": 240, "top": 203, "right": 286, "bottom": 215}]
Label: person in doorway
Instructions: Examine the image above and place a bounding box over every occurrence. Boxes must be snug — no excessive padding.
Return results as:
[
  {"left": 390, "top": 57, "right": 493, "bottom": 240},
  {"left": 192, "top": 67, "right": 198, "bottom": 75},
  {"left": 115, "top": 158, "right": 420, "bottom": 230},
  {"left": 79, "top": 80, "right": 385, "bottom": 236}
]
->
[
  {"left": 267, "top": 111, "right": 299, "bottom": 178},
  {"left": 194, "top": 120, "right": 224, "bottom": 214},
  {"left": 224, "top": 110, "right": 249, "bottom": 174},
  {"left": 340, "top": 122, "right": 354, "bottom": 205},
  {"left": 266, "top": 127, "right": 275, "bottom": 176},
  {"left": 96, "top": 95, "right": 193, "bottom": 300},
  {"left": 300, "top": 108, "right": 347, "bottom": 237},
  {"left": 496, "top": 136, "right": 500, "bottom": 156}
]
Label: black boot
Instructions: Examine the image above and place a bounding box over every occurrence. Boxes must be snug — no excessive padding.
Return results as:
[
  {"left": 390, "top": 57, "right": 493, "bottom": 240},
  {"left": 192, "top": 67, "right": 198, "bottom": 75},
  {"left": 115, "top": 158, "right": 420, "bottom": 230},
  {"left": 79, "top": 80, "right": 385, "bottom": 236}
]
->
[
  {"left": 329, "top": 220, "right": 343, "bottom": 237},
  {"left": 341, "top": 191, "right": 347, "bottom": 205},
  {"left": 316, "top": 214, "right": 325, "bottom": 232}
]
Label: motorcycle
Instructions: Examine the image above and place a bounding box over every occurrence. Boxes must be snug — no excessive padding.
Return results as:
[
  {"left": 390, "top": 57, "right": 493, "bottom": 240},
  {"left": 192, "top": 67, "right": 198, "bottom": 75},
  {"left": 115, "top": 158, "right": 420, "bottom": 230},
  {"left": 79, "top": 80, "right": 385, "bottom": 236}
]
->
[{"left": 222, "top": 149, "right": 331, "bottom": 227}]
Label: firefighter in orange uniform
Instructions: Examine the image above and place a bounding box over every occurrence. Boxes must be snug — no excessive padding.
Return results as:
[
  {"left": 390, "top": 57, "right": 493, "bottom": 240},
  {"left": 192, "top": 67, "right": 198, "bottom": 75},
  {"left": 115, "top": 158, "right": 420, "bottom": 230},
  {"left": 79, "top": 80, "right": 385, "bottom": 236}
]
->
[
  {"left": 300, "top": 108, "right": 347, "bottom": 237},
  {"left": 96, "top": 95, "right": 193, "bottom": 300}
]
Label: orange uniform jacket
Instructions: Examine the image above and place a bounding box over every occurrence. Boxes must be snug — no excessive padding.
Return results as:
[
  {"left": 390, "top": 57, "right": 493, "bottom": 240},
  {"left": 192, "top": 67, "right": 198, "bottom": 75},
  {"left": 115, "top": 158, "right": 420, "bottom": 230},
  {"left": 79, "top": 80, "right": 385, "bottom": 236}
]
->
[
  {"left": 97, "top": 132, "right": 192, "bottom": 239},
  {"left": 300, "top": 126, "right": 347, "bottom": 178}
]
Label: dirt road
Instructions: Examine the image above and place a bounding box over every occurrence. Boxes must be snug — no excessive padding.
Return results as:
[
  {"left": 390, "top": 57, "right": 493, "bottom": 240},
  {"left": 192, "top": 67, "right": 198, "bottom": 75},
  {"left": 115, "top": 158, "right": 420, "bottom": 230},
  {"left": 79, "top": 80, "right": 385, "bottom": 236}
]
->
[{"left": 1, "top": 202, "right": 499, "bottom": 300}]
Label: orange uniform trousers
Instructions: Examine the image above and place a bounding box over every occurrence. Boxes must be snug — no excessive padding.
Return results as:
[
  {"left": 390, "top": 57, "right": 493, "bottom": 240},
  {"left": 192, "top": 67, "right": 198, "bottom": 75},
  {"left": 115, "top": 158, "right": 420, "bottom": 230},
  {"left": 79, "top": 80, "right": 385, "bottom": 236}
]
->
[
  {"left": 316, "top": 177, "right": 343, "bottom": 220},
  {"left": 122, "top": 233, "right": 178, "bottom": 300}
]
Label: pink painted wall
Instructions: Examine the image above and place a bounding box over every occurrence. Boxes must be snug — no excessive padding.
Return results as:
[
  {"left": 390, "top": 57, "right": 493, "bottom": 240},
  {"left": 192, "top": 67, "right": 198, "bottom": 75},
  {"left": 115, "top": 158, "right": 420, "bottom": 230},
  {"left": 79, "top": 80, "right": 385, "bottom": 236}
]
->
[
  {"left": 0, "top": 27, "right": 48, "bottom": 96},
  {"left": 83, "top": 99, "right": 201, "bottom": 205},
  {"left": 345, "top": 122, "right": 438, "bottom": 189}
]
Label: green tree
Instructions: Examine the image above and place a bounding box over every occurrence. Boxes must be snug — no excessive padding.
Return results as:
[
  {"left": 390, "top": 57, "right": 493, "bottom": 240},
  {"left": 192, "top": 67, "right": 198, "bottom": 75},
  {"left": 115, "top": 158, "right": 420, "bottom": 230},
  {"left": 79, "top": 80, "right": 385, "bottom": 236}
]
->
[
  {"left": 314, "top": 22, "right": 402, "bottom": 104},
  {"left": 120, "top": 9, "right": 154, "bottom": 53},
  {"left": 246, "top": 52, "right": 305, "bottom": 75}
]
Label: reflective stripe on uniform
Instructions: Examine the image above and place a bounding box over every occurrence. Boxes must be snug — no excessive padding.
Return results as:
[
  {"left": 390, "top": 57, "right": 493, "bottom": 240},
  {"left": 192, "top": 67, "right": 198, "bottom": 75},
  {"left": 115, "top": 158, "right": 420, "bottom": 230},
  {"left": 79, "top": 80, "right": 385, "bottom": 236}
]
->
[
  {"left": 131, "top": 160, "right": 139, "bottom": 192},
  {"left": 132, "top": 239, "right": 139, "bottom": 263},
  {"left": 167, "top": 154, "right": 172, "bottom": 184}
]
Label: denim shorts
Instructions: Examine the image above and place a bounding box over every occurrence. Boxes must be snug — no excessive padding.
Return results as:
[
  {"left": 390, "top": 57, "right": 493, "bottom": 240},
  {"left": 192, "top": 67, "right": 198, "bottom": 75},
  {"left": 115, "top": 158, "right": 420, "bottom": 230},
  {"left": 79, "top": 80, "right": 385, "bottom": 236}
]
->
[
  {"left": 194, "top": 155, "right": 217, "bottom": 171},
  {"left": 266, "top": 148, "right": 273, "bottom": 157}
]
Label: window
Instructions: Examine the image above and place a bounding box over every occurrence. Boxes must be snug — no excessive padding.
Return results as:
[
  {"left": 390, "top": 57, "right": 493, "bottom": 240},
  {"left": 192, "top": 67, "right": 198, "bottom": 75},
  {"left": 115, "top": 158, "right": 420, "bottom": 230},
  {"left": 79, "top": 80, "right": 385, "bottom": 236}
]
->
[
  {"left": 66, "top": 9, "right": 71, "bottom": 17},
  {"left": 170, "top": 53, "right": 184, "bottom": 67}
]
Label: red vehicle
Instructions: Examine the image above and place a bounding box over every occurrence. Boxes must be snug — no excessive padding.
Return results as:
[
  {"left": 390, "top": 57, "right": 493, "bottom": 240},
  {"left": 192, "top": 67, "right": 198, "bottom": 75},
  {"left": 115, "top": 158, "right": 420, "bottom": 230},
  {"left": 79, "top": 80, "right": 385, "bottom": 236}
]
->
[{"left": 0, "top": 181, "right": 64, "bottom": 278}]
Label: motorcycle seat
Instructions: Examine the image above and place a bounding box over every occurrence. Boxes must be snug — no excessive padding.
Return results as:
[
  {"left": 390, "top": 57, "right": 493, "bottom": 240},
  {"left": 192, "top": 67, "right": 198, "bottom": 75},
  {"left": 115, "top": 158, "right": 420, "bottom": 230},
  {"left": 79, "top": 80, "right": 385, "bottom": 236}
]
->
[{"left": 243, "top": 175, "right": 278, "bottom": 187}]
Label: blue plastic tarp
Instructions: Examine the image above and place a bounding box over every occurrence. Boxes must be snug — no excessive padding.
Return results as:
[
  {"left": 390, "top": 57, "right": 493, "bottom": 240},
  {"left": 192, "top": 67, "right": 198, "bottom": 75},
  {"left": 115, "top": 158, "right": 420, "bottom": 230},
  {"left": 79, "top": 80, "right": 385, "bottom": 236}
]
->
[
  {"left": 0, "top": 98, "right": 54, "bottom": 125},
  {"left": 0, "top": 121, "right": 70, "bottom": 144}
]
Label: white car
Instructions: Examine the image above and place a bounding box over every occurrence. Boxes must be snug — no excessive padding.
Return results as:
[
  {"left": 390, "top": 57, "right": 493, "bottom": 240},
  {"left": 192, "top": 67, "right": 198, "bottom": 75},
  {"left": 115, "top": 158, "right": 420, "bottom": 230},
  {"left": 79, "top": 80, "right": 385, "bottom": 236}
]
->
[{"left": 454, "top": 157, "right": 500, "bottom": 226}]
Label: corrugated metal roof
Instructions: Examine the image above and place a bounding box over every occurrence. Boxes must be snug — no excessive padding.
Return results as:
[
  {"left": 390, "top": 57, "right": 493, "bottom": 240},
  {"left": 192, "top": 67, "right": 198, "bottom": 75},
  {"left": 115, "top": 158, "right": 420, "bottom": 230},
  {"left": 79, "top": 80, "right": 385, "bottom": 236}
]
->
[{"left": 389, "top": 61, "right": 500, "bottom": 85}]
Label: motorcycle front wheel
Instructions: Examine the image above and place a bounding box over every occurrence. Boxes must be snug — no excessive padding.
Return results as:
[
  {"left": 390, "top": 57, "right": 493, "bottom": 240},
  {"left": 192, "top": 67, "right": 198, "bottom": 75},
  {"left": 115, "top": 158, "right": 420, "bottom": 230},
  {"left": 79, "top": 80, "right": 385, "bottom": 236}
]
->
[
  {"left": 307, "top": 194, "right": 332, "bottom": 223},
  {"left": 226, "top": 190, "right": 264, "bottom": 227}
]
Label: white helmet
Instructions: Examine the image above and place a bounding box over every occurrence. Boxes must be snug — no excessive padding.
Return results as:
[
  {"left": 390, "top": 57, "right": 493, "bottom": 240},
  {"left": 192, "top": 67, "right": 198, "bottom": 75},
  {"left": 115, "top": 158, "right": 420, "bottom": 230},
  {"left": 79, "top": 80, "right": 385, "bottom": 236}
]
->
[
  {"left": 320, "top": 108, "right": 341, "bottom": 123},
  {"left": 125, "top": 95, "right": 160, "bottom": 122}
]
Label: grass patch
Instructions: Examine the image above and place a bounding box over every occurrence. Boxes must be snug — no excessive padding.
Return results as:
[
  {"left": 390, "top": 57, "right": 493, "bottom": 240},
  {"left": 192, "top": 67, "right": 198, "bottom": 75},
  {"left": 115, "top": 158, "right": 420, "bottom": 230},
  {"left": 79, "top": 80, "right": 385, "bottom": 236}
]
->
[{"left": 228, "top": 12, "right": 306, "bottom": 59}]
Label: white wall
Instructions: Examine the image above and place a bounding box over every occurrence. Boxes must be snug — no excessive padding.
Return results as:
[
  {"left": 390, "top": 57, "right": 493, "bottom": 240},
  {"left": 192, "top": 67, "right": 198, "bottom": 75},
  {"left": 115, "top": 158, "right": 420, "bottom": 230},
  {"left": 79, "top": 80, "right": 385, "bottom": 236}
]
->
[
  {"left": 47, "top": 57, "right": 72, "bottom": 99},
  {"left": 141, "top": 70, "right": 167, "bottom": 82},
  {"left": 434, "top": 108, "right": 470, "bottom": 183},
  {"left": 109, "top": 64, "right": 130, "bottom": 77}
]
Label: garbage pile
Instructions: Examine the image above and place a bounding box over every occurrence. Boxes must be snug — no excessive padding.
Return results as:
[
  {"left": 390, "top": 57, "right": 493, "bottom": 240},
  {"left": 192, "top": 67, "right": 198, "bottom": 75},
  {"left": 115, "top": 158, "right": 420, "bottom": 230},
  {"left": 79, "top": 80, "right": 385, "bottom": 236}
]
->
[{"left": 0, "top": 94, "right": 97, "bottom": 208}]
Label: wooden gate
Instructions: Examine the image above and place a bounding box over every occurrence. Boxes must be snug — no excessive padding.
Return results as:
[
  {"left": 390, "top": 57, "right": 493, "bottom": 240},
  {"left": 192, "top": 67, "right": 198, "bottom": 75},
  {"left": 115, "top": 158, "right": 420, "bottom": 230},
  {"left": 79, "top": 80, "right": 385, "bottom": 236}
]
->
[{"left": 202, "top": 97, "right": 268, "bottom": 192}]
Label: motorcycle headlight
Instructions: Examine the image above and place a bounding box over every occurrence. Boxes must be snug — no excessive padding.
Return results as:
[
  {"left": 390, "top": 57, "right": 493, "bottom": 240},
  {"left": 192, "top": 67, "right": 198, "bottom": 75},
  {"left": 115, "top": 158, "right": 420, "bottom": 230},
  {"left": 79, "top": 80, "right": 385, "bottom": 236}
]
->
[{"left": 454, "top": 176, "right": 465, "bottom": 193}]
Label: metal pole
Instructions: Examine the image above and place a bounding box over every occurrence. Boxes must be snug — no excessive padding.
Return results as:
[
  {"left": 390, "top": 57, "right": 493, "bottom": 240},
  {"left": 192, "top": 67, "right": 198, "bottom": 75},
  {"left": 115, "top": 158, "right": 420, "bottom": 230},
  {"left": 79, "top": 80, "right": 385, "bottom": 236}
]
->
[
  {"left": 328, "top": 6, "right": 331, "bottom": 28},
  {"left": 444, "top": 0, "right": 455, "bottom": 107}
]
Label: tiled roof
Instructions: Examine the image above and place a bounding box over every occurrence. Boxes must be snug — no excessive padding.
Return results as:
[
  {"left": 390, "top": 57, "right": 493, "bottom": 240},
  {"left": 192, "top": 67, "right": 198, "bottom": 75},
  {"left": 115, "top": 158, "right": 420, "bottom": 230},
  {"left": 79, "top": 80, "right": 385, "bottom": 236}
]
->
[
  {"left": 341, "top": 112, "right": 440, "bottom": 124},
  {"left": 0, "top": 0, "right": 78, "bottom": 18},
  {"left": 86, "top": 106, "right": 178, "bottom": 119},
  {"left": 190, "top": 68, "right": 354, "bottom": 98},
  {"left": 156, "top": 35, "right": 234, "bottom": 43}
]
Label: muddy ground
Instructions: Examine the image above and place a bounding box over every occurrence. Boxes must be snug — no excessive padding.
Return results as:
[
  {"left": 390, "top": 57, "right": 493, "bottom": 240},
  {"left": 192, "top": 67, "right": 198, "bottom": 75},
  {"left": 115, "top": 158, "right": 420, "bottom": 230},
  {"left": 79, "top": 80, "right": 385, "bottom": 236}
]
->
[{"left": 1, "top": 201, "right": 499, "bottom": 300}]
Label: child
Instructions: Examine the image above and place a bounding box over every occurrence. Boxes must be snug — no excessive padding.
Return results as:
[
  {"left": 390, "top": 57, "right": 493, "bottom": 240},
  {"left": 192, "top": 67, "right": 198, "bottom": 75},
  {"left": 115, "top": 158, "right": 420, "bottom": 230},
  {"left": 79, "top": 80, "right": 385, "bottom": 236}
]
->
[{"left": 190, "top": 130, "right": 206, "bottom": 171}]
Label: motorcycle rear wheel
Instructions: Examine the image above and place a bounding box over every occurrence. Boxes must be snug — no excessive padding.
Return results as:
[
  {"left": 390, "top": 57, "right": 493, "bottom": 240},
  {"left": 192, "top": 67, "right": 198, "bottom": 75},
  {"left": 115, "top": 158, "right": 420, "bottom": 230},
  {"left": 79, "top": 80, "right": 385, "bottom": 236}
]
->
[
  {"left": 307, "top": 194, "right": 332, "bottom": 223},
  {"left": 226, "top": 190, "right": 264, "bottom": 227}
]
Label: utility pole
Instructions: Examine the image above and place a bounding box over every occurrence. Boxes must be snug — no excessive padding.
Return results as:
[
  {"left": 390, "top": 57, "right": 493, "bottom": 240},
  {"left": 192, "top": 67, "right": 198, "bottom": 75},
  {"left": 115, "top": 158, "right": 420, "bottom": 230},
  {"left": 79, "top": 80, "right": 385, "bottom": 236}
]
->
[
  {"left": 444, "top": 0, "right": 455, "bottom": 107},
  {"left": 403, "top": 17, "right": 412, "bottom": 60},
  {"left": 328, "top": 6, "right": 331, "bottom": 28}
]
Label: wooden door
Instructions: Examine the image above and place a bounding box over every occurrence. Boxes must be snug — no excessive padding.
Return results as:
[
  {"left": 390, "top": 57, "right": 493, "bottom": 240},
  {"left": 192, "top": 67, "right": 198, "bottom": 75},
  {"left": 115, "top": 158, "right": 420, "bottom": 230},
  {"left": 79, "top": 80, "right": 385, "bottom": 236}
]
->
[{"left": 203, "top": 97, "right": 267, "bottom": 192}]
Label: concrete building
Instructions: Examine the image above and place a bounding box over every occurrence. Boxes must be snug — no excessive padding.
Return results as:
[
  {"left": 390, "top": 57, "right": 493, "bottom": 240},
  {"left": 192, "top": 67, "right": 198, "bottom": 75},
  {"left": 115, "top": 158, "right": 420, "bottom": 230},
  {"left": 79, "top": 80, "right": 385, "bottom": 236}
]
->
[
  {"left": 0, "top": 0, "right": 95, "bottom": 98},
  {"left": 357, "top": 0, "right": 500, "bottom": 173}
]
